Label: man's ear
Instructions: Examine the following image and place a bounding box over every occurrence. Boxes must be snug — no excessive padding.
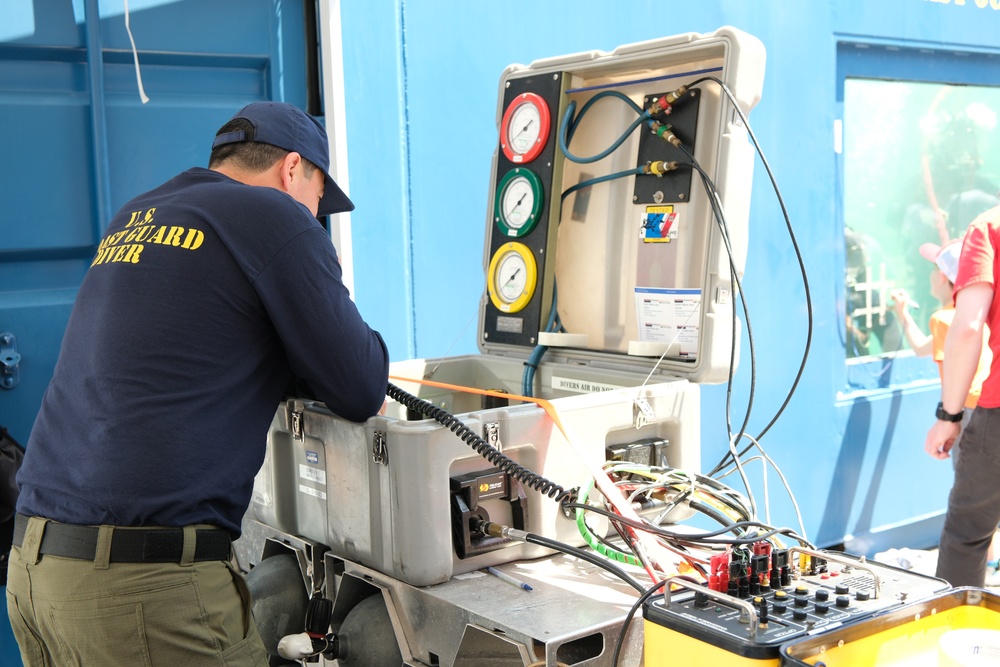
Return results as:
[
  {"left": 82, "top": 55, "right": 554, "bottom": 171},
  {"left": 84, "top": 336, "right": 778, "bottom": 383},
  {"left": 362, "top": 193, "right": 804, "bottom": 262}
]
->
[{"left": 278, "top": 151, "right": 302, "bottom": 191}]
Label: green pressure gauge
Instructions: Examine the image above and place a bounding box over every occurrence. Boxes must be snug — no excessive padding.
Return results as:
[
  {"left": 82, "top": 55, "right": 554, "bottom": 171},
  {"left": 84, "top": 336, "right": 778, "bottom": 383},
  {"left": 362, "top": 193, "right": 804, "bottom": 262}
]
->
[
  {"left": 494, "top": 167, "right": 544, "bottom": 237},
  {"left": 487, "top": 242, "right": 537, "bottom": 314}
]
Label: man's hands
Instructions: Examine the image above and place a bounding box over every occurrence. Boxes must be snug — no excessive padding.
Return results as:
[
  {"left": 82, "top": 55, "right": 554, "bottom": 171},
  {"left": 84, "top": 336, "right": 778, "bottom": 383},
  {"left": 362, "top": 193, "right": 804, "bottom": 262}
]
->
[{"left": 925, "top": 418, "right": 961, "bottom": 460}]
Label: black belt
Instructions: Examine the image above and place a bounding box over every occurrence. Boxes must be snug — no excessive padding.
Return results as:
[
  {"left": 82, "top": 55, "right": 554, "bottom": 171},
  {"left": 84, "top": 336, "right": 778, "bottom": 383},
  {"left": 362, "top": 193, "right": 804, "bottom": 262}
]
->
[{"left": 13, "top": 514, "right": 231, "bottom": 563}]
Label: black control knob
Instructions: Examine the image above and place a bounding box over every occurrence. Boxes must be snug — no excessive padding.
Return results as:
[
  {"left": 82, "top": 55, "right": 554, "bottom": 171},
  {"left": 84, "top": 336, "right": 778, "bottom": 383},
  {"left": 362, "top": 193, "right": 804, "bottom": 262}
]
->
[
  {"left": 815, "top": 602, "right": 830, "bottom": 614},
  {"left": 793, "top": 608, "right": 808, "bottom": 621},
  {"left": 835, "top": 584, "right": 849, "bottom": 595},
  {"left": 836, "top": 595, "right": 851, "bottom": 608},
  {"left": 855, "top": 590, "right": 871, "bottom": 602},
  {"left": 815, "top": 589, "right": 830, "bottom": 601},
  {"left": 794, "top": 596, "right": 809, "bottom": 607},
  {"left": 773, "top": 601, "right": 787, "bottom": 614}
]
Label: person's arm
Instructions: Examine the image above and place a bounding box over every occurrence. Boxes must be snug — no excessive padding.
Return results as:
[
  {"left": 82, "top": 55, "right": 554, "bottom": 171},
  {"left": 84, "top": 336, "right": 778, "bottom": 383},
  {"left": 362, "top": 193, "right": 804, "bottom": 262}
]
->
[
  {"left": 925, "top": 282, "right": 993, "bottom": 459},
  {"left": 260, "top": 227, "right": 390, "bottom": 423},
  {"left": 890, "top": 288, "right": 932, "bottom": 356}
]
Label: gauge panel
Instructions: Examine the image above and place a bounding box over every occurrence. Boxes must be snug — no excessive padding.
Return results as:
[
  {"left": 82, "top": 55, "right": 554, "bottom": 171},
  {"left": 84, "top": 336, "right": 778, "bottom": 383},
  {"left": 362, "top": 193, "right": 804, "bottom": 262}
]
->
[{"left": 484, "top": 72, "right": 565, "bottom": 347}]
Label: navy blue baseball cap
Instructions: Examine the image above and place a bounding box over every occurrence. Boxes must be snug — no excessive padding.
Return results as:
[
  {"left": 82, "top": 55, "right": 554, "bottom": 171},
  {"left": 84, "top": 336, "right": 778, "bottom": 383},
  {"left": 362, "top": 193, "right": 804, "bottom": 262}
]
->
[{"left": 212, "top": 101, "right": 354, "bottom": 216}]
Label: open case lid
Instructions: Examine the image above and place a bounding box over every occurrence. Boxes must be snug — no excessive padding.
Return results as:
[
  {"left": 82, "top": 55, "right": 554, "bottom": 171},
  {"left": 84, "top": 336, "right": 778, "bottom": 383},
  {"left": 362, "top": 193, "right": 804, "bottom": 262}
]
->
[{"left": 478, "top": 26, "right": 766, "bottom": 385}]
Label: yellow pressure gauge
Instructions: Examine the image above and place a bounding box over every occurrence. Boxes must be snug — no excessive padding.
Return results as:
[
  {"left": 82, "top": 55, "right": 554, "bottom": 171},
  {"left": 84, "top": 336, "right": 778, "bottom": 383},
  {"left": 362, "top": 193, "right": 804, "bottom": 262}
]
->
[
  {"left": 487, "top": 242, "right": 537, "bottom": 313},
  {"left": 495, "top": 167, "right": 544, "bottom": 237}
]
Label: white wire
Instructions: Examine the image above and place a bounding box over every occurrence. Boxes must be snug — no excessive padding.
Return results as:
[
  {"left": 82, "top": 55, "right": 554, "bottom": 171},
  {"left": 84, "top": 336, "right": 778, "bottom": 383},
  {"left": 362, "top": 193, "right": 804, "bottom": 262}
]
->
[
  {"left": 424, "top": 307, "right": 478, "bottom": 378},
  {"left": 609, "top": 463, "right": 755, "bottom": 527},
  {"left": 719, "top": 454, "right": 770, "bottom": 524},
  {"left": 636, "top": 303, "right": 702, "bottom": 395},
  {"left": 720, "top": 433, "right": 810, "bottom": 543},
  {"left": 727, "top": 432, "right": 758, "bottom": 519},
  {"left": 124, "top": 0, "right": 150, "bottom": 104}
]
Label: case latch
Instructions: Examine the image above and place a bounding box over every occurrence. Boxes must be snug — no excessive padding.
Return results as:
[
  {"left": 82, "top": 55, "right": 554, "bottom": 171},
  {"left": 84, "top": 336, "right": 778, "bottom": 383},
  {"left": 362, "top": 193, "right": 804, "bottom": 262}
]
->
[
  {"left": 372, "top": 430, "right": 388, "bottom": 466},
  {"left": 1, "top": 333, "right": 20, "bottom": 389},
  {"left": 484, "top": 422, "right": 502, "bottom": 452},
  {"left": 633, "top": 397, "right": 655, "bottom": 429}
]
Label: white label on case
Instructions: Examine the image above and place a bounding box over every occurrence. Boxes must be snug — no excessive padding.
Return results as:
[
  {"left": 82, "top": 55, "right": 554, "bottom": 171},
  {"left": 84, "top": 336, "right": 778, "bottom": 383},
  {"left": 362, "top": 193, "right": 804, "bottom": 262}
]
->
[
  {"left": 551, "top": 376, "right": 624, "bottom": 394},
  {"left": 298, "top": 484, "right": 327, "bottom": 500},
  {"left": 299, "top": 464, "right": 326, "bottom": 485}
]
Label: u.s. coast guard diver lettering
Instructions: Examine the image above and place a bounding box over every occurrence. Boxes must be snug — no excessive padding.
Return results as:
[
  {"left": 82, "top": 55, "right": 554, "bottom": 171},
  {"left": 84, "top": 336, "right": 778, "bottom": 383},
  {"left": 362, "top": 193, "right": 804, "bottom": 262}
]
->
[{"left": 91, "top": 207, "right": 205, "bottom": 267}]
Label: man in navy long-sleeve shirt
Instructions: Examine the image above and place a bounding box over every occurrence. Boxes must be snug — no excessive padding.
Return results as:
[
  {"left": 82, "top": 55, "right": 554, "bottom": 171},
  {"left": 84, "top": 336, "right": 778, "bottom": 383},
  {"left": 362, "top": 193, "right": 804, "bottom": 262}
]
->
[{"left": 7, "top": 102, "right": 389, "bottom": 666}]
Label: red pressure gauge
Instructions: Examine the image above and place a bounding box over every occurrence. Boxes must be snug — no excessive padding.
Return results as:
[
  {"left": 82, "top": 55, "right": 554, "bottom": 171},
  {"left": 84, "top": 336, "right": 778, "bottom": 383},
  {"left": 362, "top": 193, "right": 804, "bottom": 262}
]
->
[{"left": 500, "top": 92, "right": 551, "bottom": 164}]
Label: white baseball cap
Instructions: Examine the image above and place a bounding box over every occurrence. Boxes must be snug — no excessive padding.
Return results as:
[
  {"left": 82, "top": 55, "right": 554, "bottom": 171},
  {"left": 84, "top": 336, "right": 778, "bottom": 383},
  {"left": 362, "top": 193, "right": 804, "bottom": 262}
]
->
[{"left": 919, "top": 240, "right": 961, "bottom": 284}]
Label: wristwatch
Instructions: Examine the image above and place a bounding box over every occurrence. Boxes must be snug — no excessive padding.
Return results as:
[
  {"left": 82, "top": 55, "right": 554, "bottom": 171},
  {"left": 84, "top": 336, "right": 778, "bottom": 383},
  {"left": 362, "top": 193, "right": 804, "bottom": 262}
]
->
[{"left": 935, "top": 402, "right": 963, "bottom": 423}]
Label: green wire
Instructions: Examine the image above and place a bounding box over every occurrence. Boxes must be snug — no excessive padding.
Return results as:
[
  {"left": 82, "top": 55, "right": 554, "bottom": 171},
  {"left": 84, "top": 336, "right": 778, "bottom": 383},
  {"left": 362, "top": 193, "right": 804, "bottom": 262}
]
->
[{"left": 575, "top": 477, "right": 642, "bottom": 566}]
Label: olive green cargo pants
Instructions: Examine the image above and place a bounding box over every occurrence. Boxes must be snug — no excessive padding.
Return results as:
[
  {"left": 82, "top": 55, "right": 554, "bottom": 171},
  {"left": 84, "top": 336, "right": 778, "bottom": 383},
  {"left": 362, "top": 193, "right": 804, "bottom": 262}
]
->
[{"left": 5, "top": 516, "right": 268, "bottom": 667}]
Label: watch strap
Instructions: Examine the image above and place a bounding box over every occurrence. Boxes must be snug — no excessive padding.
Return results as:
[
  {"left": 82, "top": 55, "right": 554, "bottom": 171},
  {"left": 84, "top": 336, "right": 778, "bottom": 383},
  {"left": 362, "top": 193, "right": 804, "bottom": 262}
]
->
[{"left": 936, "top": 402, "right": 963, "bottom": 423}]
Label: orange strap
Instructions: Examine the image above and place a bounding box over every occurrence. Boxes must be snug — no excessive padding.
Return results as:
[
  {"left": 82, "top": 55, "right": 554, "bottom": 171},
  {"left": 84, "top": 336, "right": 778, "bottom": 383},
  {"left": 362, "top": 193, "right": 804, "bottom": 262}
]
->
[{"left": 388, "top": 375, "right": 570, "bottom": 438}]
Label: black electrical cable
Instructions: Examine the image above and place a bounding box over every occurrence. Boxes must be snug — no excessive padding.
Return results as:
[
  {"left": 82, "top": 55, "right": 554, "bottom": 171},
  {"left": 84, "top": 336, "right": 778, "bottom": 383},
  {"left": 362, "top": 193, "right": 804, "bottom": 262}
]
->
[
  {"left": 386, "top": 382, "right": 573, "bottom": 504},
  {"left": 612, "top": 580, "right": 664, "bottom": 667},
  {"left": 684, "top": 76, "right": 812, "bottom": 476},
  {"left": 587, "top": 513, "right": 632, "bottom": 554},
  {"left": 562, "top": 502, "right": 813, "bottom": 549},
  {"left": 686, "top": 498, "right": 750, "bottom": 535},
  {"left": 679, "top": 149, "right": 759, "bottom": 500},
  {"left": 522, "top": 531, "right": 647, "bottom": 593},
  {"left": 609, "top": 465, "right": 755, "bottom": 520},
  {"left": 601, "top": 509, "right": 709, "bottom": 580}
]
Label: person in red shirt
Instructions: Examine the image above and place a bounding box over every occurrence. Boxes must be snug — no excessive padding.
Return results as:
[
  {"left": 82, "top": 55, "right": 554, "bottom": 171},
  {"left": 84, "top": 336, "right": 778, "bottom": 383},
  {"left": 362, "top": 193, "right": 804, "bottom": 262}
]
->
[
  {"left": 926, "top": 206, "right": 1000, "bottom": 587},
  {"left": 892, "top": 240, "right": 992, "bottom": 414}
]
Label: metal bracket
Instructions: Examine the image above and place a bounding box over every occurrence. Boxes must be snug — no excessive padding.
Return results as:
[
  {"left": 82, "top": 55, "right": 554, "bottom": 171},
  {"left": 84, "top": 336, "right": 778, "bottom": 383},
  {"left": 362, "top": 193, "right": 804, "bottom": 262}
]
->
[
  {"left": 290, "top": 409, "right": 304, "bottom": 441},
  {"left": 1, "top": 333, "right": 20, "bottom": 389},
  {"left": 372, "top": 430, "right": 388, "bottom": 466},
  {"left": 664, "top": 577, "right": 760, "bottom": 639},
  {"left": 788, "top": 546, "right": 883, "bottom": 599}
]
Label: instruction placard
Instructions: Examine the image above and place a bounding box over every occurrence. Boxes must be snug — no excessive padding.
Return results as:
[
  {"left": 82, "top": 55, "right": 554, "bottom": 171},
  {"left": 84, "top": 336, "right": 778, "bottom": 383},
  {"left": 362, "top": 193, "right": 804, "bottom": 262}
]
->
[{"left": 634, "top": 287, "right": 701, "bottom": 357}]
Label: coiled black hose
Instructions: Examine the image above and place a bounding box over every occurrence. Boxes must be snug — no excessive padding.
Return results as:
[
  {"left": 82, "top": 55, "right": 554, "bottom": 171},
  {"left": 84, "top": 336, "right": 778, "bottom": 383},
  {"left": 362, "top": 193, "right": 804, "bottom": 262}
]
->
[{"left": 386, "top": 382, "right": 573, "bottom": 504}]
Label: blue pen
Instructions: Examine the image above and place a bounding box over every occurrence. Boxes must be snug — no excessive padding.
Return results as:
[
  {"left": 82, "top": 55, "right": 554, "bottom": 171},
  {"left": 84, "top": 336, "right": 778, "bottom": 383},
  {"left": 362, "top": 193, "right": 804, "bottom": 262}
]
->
[{"left": 486, "top": 566, "right": 533, "bottom": 591}]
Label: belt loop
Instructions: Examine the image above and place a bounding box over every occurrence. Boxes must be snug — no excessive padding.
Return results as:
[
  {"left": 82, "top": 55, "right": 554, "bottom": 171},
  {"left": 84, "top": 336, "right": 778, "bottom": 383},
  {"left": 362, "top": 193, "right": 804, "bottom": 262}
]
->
[
  {"left": 94, "top": 525, "right": 114, "bottom": 570},
  {"left": 18, "top": 517, "right": 48, "bottom": 565},
  {"left": 180, "top": 525, "right": 197, "bottom": 567}
]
